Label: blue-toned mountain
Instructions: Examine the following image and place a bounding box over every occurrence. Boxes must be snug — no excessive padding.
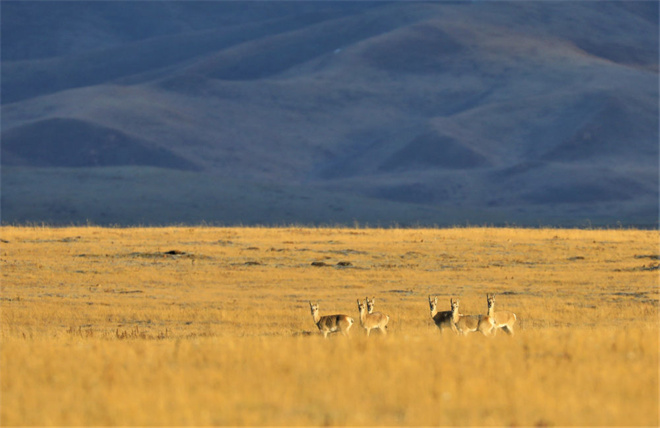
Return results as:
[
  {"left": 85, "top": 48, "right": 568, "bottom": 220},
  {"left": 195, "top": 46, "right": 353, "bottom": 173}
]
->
[{"left": 2, "top": 2, "right": 657, "bottom": 226}]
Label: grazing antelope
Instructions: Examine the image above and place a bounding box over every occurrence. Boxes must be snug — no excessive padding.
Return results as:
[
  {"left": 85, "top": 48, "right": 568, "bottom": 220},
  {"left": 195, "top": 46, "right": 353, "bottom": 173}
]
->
[
  {"left": 488, "top": 294, "right": 517, "bottom": 336},
  {"left": 309, "top": 302, "right": 354, "bottom": 338},
  {"left": 429, "top": 295, "right": 456, "bottom": 334},
  {"left": 357, "top": 299, "right": 389, "bottom": 336},
  {"left": 450, "top": 298, "right": 495, "bottom": 336}
]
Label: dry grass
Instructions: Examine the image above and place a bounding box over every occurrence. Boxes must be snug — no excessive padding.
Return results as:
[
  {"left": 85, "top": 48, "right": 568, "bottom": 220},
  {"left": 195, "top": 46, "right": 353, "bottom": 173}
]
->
[{"left": 1, "top": 226, "right": 658, "bottom": 426}]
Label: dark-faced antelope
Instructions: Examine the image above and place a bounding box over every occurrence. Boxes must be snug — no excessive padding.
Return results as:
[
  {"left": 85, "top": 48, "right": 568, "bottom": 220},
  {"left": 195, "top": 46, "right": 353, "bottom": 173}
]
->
[
  {"left": 429, "top": 295, "right": 456, "bottom": 334},
  {"left": 450, "top": 298, "right": 495, "bottom": 336},
  {"left": 488, "top": 294, "right": 517, "bottom": 335},
  {"left": 309, "top": 302, "right": 354, "bottom": 338},
  {"left": 357, "top": 299, "right": 389, "bottom": 336}
]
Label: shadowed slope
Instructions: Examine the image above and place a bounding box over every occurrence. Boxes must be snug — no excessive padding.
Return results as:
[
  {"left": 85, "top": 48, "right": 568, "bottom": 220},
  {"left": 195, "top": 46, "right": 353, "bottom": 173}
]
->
[{"left": 2, "top": 118, "right": 199, "bottom": 170}]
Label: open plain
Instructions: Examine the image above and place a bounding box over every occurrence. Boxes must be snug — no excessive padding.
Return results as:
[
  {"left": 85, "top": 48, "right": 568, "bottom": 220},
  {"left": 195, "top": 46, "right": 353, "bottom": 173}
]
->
[{"left": 1, "top": 226, "right": 658, "bottom": 426}]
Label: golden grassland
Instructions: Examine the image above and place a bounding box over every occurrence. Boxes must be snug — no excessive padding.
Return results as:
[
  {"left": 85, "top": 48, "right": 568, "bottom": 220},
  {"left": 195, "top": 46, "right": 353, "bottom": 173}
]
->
[{"left": 1, "top": 226, "right": 658, "bottom": 426}]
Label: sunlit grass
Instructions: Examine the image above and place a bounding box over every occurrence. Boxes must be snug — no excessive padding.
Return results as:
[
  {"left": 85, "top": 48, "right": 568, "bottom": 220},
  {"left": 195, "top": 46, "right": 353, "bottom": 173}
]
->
[{"left": 1, "top": 226, "right": 658, "bottom": 425}]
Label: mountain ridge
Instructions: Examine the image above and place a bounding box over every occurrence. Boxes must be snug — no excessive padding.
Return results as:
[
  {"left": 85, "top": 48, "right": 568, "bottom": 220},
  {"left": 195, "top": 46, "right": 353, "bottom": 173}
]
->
[{"left": 1, "top": 1, "right": 657, "bottom": 227}]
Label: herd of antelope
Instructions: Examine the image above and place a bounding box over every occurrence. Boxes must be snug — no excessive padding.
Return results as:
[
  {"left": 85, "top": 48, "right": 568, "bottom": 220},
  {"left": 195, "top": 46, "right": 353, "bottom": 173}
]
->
[{"left": 309, "top": 294, "right": 516, "bottom": 338}]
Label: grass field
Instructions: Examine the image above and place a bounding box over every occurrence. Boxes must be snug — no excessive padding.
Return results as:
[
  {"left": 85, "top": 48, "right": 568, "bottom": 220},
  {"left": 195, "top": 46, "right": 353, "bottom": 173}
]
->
[{"left": 1, "top": 226, "right": 658, "bottom": 426}]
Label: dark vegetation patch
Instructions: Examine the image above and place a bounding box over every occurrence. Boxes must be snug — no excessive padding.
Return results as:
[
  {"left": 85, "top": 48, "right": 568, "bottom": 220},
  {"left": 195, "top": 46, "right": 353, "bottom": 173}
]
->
[
  {"left": 610, "top": 291, "right": 649, "bottom": 298},
  {"left": 26, "top": 236, "right": 82, "bottom": 243},
  {"left": 124, "top": 250, "right": 207, "bottom": 260},
  {"left": 388, "top": 289, "right": 414, "bottom": 295},
  {"left": 603, "top": 290, "right": 659, "bottom": 305},
  {"left": 292, "top": 330, "right": 315, "bottom": 337},
  {"left": 323, "top": 249, "right": 368, "bottom": 256},
  {"left": 614, "top": 264, "right": 660, "bottom": 272},
  {"left": 634, "top": 254, "right": 660, "bottom": 260},
  {"left": 311, "top": 260, "right": 355, "bottom": 268}
]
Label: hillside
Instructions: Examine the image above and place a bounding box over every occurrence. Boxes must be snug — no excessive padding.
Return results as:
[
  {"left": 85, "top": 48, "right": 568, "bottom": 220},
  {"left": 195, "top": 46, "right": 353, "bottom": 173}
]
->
[{"left": 1, "top": 1, "right": 658, "bottom": 226}]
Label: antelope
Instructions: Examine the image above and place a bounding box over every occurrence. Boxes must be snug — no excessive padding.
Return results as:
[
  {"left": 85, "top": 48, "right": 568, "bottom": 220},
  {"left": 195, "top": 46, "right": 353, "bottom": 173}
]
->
[
  {"left": 488, "top": 294, "right": 517, "bottom": 336},
  {"left": 429, "top": 295, "right": 456, "bottom": 334},
  {"left": 357, "top": 299, "right": 389, "bottom": 336},
  {"left": 450, "top": 298, "right": 495, "bottom": 336},
  {"left": 309, "top": 302, "right": 354, "bottom": 338},
  {"left": 365, "top": 296, "right": 376, "bottom": 313}
]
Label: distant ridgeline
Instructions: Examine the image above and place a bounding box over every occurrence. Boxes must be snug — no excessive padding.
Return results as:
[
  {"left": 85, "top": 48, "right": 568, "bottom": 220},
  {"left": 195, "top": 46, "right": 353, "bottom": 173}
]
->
[{"left": 1, "top": 2, "right": 657, "bottom": 227}]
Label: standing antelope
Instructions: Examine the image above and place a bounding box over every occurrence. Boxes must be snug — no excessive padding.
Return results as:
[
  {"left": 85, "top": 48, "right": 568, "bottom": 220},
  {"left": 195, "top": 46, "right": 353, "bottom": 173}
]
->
[
  {"left": 488, "top": 294, "right": 517, "bottom": 336},
  {"left": 309, "top": 302, "right": 354, "bottom": 338},
  {"left": 450, "top": 298, "right": 495, "bottom": 336},
  {"left": 357, "top": 299, "right": 389, "bottom": 336},
  {"left": 365, "top": 296, "right": 376, "bottom": 314},
  {"left": 429, "top": 295, "right": 456, "bottom": 334}
]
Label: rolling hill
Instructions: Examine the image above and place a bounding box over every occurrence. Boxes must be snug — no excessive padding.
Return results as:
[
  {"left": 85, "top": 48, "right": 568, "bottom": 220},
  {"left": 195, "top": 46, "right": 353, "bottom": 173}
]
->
[{"left": 1, "top": 1, "right": 658, "bottom": 227}]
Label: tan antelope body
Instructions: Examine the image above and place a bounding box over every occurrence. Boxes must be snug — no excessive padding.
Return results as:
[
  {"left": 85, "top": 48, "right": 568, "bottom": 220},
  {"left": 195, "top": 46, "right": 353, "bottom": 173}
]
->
[
  {"left": 450, "top": 298, "right": 496, "bottom": 336},
  {"left": 309, "top": 302, "right": 354, "bottom": 338},
  {"left": 429, "top": 296, "right": 456, "bottom": 334},
  {"left": 489, "top": 294, "right": 517, "bottom": 335},
  {"left": 357, "top": 299, "right": 389, "bottom": 336}
]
